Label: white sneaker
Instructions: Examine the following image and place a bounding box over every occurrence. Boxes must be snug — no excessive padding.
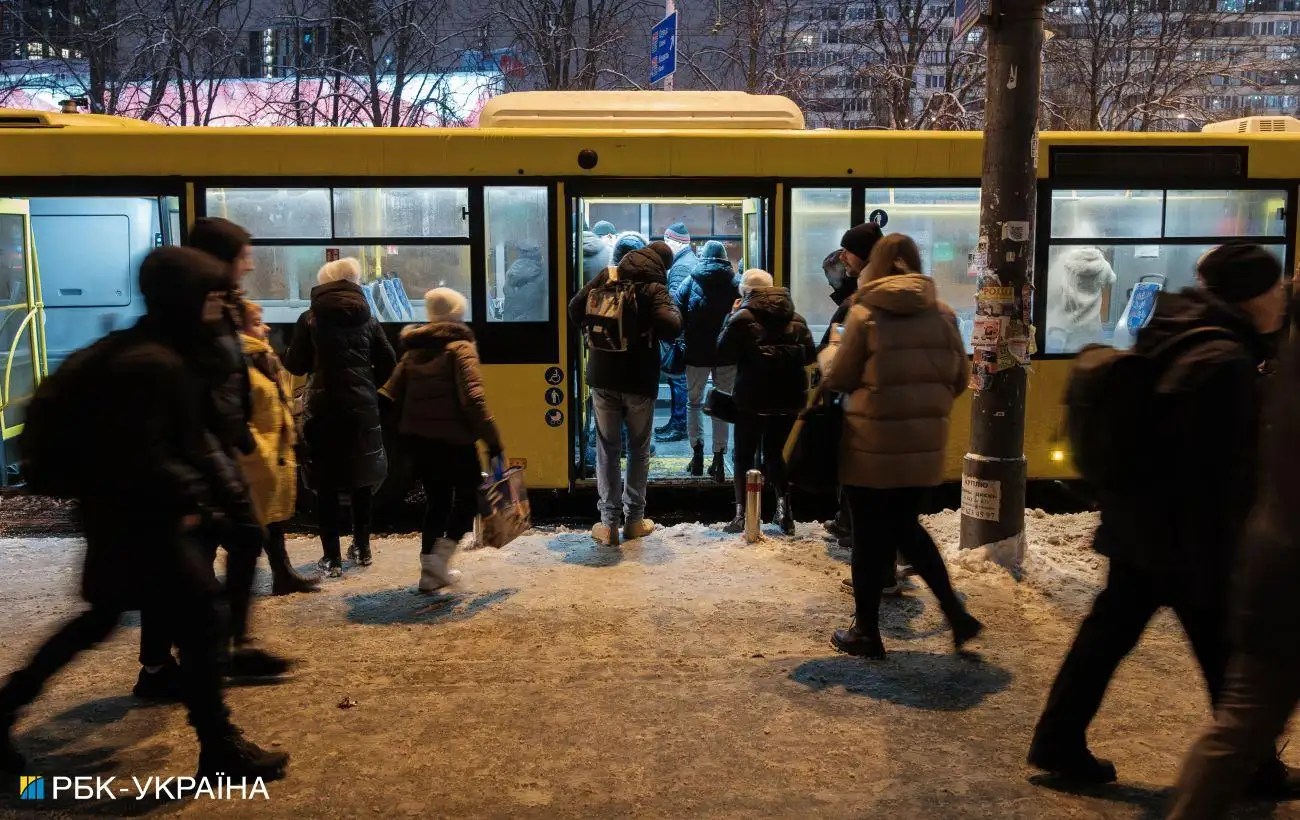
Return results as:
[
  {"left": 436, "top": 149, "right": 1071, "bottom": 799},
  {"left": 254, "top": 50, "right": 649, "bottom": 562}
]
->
[
  {"left": 623, "top": 519, "right": 655, "bottom": 540},
  {"left": 592, "top": 523, "right": 619, "bottom": 546}
]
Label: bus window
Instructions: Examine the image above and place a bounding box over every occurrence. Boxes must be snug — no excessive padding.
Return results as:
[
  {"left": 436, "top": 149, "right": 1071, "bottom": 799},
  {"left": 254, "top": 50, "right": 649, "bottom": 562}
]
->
[
  {"left": 486, "top": 187, "right": 549, "bottom": 323},
  {"left": 1165, "top": 189, "right": 1285, "bottom": 238},
  {"left": 206, "top": 188, "right": 330, "bottom": 239},
  {"left": 789, "top": 188, "right": 851, "bottom": 333},
  {"left": 333, "top": 187, "right": 469, "bottom": 239},
  {"left": 0, "top": 213, "right": 25, "bottom": 307},
  {"left": 1051, "top": 190, "right": 1163, "bottom": 239}
]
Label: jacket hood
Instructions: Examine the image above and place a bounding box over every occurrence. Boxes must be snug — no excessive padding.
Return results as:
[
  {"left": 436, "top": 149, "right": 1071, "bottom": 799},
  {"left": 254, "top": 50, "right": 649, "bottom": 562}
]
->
[
  {"left": 616, "top": 246, "right": 668, "bottom": 285},
  {"left": 241, "top": 333, "right": 273, "bottom": 357},
  {"left": 1058, "top": 247, "right": 1117, "bottom": 294},
  {"left": 310, "top": 280, "right": 372, "bottom": 328},
  {"left": 742, "top": 286, "right": 795, "bottom": 326},
  {"left": 582, "top": 231, "right": 605, "bottom": 259},
  {"left": 692, "top": 255, "right": 736, "bottom": 287},
  {"left": 854, "top": 272, "right": 938, "bottom": 316},
  {"left": 400, "top": 320, "right": 475, "bottom": 352},
  {"left": 1138, "top": 288, "right": 1266, "bottom": 360},
  {"left": 506, "top": 255, "right": 544, "bottom": 287}
]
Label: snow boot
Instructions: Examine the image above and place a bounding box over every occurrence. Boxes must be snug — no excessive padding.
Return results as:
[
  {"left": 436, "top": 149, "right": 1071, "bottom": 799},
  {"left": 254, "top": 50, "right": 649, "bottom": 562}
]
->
[
  {"left": 686, "top": 442, "right": 705, "bottom": 477},
  {"left": 196, "top": 727, "right": 288, "bottom": 782},
  {"left": 772, "top": 495, "right": 795, "bottom": 536},
  {"left": 707, "top": 451, "right": 727, "bottom": 483},
  {"left": 592, "top": 522, "right": 620, "bottom": 547},
  {"left": 832, "top": 621, "right": 886, "bottom": 659},
  {"left": 133, "top": 659, "right": 184, "bottom": 702},
  {"left": 623, "top": 519, "right": 655, "bottom": 541},
  {"left": 723, "top": 504, "right": 745, "bottom": 534},
  {"left": 268, "top": 538, "right": 320, "bottom": 596},
  {"left": 419, "top": 544, "right": 461, "bottom": 592}
]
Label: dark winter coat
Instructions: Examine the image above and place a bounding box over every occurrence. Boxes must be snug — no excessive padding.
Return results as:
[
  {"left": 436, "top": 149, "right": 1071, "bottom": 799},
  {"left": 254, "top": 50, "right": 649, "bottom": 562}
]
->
[
  {"left": 716, "top": 286, "right": 815, "bottom": 414},
  {"left": 1093, "top": 288, "right": 1270, "bottom": 608},
  {"left": 667, "top": 246, "right": 698, "bottom": 295},
  {"left": 208, "top": 297, "right": 255, "bottom": 456},
  {"left": 823, "top": 273, "right": 969, "bottom": 489},
  {"left": 284, "top": 280, "right": 398, "bottom": 491},
  {"left": 582, "top": 231, "right": 612, "bottom": 285},
  {"left": 502, "top": 247, "right": 546, "bottom": 322},
  {"left": 675, "top": 254, "right": 740, "bottom": 368},
  {"left": 568, "top": 246, "right": 683, "bottom": 400},
  {"left": 380, "top": 322, "right": 502, "bottom": 452}
]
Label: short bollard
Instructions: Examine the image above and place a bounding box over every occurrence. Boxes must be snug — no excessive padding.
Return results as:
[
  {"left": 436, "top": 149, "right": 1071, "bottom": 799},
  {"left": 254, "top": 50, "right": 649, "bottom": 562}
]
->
[{"left": 744, "top": 469, "right": 764, "bottom": 544}]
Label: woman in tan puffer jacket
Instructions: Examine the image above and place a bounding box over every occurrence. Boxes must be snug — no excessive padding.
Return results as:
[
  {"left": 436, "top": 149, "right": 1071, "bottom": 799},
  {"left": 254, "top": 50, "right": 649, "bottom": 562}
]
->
[{"left": 822, "top": 234, "right": 980, "bottom": 659}]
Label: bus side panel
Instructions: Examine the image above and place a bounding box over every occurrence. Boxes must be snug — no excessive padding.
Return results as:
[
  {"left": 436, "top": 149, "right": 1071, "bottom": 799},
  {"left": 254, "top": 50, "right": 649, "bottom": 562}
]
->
[{"left": 481, "top": 364, "right": 568, "bottom": 489}]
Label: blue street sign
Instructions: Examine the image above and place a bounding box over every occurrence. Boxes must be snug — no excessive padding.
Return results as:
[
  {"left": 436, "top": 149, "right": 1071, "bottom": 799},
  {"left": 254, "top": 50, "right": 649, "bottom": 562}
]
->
[
  {"left": 953, "top": 0, "right": 982, "bottom": 41},
  {"left": 650, "top": 12, "right": 678, "bottom": 85}
]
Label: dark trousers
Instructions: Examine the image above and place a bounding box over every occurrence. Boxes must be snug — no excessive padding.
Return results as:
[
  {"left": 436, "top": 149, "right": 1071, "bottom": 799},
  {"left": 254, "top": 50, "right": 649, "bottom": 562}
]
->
[
  {"left": 845, "top": 485, "right": 962, "bottom": 630},
  {"left": 732, "top": 412, "right": 796, "bottom": 505},
  {"left": 411, "top": 438, "right": 481, "bottom": 554},
  {"left": 1032, "top": 559, "right": 1229, "bottom": 754},
  {"left": 1170, "top": 652, "right": 1300, "bottom": 820},
  {"left": 1, "top": 545, "right": 232, "bottom": 745},
  {"left": 667, "top": 372, "right": 688, "bottom": 427},
  {"left": 316, "top": 485, "right": 374, "bottom": 563}
]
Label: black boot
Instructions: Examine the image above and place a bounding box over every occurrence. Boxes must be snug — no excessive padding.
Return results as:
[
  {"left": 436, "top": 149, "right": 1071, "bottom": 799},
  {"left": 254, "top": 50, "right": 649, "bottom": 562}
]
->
[
  {"left": 133, "top": 659, "right": 184, "bottom": 702},
  {"left": 772, "top": 495, "right": 795, "bottom": 536},
  {"left": 950, "top": 610, "right": 984, "bottom": 651},
  {"left": 686, "top": 442, "right": 705, "bottom": 477},
  {"left": 1026, "top": 743, "right": 1117, "bottom": 784},
  {"left": 832, "top": 621, "right": 886, "bottom": 659},
  {"left": 268, "top": 538, "right": 320, "bottom": 596},
  {"left": 355, "top": 537, "right": 373, "bottom": 567},
  {"left": 723, "top": 504, "right": 745, "bottom": 534},
  {"left": 707, "top": 451, "right": 727, "bottom": 483},
  {"left": 196, "top": 727, "right": 289, "bottom": 781}
]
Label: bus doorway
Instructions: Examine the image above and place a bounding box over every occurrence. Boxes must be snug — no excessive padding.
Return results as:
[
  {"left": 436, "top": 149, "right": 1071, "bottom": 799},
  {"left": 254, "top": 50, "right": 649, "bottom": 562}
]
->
[{"left": 569, "top": 189, "right": 771, "bottom": 485}]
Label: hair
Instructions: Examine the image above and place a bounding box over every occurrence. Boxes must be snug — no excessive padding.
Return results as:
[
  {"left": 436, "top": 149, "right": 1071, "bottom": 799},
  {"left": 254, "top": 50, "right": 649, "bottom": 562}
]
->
[
  {"left": 188, "top": 217, "right": 252, "bottom": 265},
  {"left": 318, "top": 257, "right": 362, "bottom": 285},
  {"left": 241, "top": 299, "right": 263, "bottom": 331},
  {"left": 863, "top": 233, "right": 924, "bottom": 282}
]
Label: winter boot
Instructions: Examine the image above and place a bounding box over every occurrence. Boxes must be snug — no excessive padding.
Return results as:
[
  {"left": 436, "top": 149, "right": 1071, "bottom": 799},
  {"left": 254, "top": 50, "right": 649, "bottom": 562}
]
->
[
  {"left": 686, "top": 442, "right": 705, "bottom": 477},
  {"left": 419, "top": 542, "right": 461, "bottom": 592},
  {"left": 268, "top": 539, "right": 320, "bottom": 596},
  {"left": 654, "top": 419, "right": 687, "bottom": 444},
  {"left": 707, "top": 451, "right": 727, "bottom": 483},
  {"left": 133, "top": 659, "right": 184, "bottom": 702},
  {"left": 196, "top": 727, "right": 289, "bottom": 782},
  {"left": 832, "top": 621, "right": 886, "bottom": 659},
  {"left": 772, "top": 495, "right": 795, "bottom": 536},
  {"left": 326, "top": 558, "right": 343, "bottom": 578},
  {"left": 950, "top": 610, "right": 984, "bottom": 651},
  {"left": 623, "top": 519, "right": 655, "bottom": 541},
  {"left": 1026, "top": 744, "right": 1117, "bottom": 784},
  {"left": 592, "top": 523, "right": 620, "bottom": 547},
  {"left": 723, "top": 504, "right": 745, "bottom": 534},
  {"left": 354, "top": 533, "right": 373, "bottom": 567}
]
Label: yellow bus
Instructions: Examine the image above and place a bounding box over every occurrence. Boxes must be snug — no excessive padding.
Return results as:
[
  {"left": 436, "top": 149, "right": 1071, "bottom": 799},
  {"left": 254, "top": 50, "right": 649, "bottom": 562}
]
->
[{"left": 0, "top": 92, "right": 1294, "bottom": 501}]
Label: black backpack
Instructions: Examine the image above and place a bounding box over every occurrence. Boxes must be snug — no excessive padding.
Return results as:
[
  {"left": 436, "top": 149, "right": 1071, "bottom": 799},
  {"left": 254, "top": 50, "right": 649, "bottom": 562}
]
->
[
  {"left": 1066, "top": 327, "right": 1235, "bottom": 493},
  {"left": 20, "top": 331, "right": 126, "bottom": 498},
  {"left": 583, "top": 276, "right": 646, "bottom": 353}
]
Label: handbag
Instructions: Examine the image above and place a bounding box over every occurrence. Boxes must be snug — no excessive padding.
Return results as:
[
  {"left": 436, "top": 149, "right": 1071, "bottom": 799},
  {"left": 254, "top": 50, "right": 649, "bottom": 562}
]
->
[
  {"left": 703, "top": 388, "right": 738, "bottom": 424},
  {"left": 660, "top": 339, "right": 687, "bottom": 376},
  {"left": 477, "top": 458, "right": 531, "bottom": 549},
  {"left": 785, "top": 384, "right": 843, "bottom": 495}
]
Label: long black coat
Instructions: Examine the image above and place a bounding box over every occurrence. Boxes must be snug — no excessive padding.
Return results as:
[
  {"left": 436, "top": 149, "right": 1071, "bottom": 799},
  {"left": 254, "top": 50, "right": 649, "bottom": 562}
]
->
[
  {"left": 284, "top": 280, "right": 397, "bottom": 491},
  {"left": 716, "top": 286, "right": 815, "bottom": 414}
]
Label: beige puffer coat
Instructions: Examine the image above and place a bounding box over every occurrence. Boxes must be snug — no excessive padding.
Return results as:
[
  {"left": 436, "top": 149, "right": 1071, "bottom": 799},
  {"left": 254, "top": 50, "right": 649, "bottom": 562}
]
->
[{"left": 823, "top": 272, "right": 969, "bottom": 489}]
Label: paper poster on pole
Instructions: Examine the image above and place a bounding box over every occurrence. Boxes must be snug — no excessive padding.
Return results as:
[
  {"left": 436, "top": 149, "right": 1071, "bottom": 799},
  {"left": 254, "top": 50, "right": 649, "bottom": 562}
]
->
[{"left": 961, "top": 476, "right": 1001, "bottom": 522}]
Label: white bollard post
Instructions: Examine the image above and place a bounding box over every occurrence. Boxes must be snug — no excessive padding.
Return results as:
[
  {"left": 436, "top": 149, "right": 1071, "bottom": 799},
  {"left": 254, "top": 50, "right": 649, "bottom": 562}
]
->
[{"left": 744, "top": 469, "right": 764, "bottom": 543}]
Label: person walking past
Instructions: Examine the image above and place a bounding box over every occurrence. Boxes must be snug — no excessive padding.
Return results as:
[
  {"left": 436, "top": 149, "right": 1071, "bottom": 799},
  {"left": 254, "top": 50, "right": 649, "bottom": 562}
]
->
[
  {"left": 676, "top": 240, "right": 741, "bottom": 481},
  {"left": 655, "top": 223, "right": 696, "bottom": 444},
  {"left": 716, "top": 269, "right": 815, "bottom": 536},
  {"left": 823, "top": 234, "right": 979, "bottom": 659},
  {"left": 1029, "top": 242, "right": 1288, "bottom": 786},
  {"left": 239, "top": 301, "right": 319, "bottom": 596},
  {"left": 569, "top": 246, "right": 682, "bottom": 546},
  {"left": 284, "top": 257, "right": 397, "bottom": 578},
  {"left": 0, "top": 247, "right": 288, "bottom": 780},
  {"left": 381, "top": 288, "right": 504, "bottom": 592}
]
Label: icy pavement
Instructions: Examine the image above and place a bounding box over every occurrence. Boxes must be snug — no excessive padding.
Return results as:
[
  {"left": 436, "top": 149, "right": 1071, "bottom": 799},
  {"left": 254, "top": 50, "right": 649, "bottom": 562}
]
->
[{"left": 0, "top": 515, "right": 1293, "bottom": 818}]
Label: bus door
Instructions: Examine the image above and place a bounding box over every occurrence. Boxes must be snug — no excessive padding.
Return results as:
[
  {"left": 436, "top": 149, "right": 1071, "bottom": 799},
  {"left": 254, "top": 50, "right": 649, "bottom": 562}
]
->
[
  {"left": 569, "top": 187, "right": 773, "bottom": 485},
  {"left": 0, "top": 199, "right": 44, "bottom": 486}
]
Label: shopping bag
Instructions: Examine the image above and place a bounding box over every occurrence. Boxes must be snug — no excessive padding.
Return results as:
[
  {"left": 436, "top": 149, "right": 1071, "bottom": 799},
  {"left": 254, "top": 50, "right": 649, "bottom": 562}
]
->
[
  {"left": 477, "top": 461, "right": 531, "bottom": 549},
  {"left": 703, "top": 388, "right": 738, "bottom": 424},
  {"left": 785, "top": 384, "right": 843, "bottom": 495}
]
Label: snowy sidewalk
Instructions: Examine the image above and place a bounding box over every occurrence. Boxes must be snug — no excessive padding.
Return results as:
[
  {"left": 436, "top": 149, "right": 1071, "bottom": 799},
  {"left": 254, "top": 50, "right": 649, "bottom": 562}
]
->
[{"left": 0, "top": 514, "right": 1293, "bottom": 818}]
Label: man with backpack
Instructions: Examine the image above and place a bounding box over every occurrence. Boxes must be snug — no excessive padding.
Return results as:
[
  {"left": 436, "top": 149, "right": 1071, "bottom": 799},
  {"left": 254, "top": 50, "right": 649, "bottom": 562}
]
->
[
  {"left": 569, "top": 245, "right": 682, "bottom": 546},
  {"left": 1030, "top": 242, "right": 1291, "bottom": 789},
  {"left": 0, "top": 247, "right": 287, "bottom": 780}
]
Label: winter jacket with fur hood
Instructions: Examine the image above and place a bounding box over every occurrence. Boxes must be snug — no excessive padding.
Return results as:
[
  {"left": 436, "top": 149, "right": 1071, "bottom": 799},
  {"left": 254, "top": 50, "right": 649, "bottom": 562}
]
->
[
  {"left": 824, "top": 272, "right": 969, "bottom": 489},
  {"left": 238, "top": 333, "right": 296, "bottom": 526},
  {"left": 1045, "top": 246, "right": 1116, "bottom": 353},
  {"left": 716, "top": 286, "right": 816, "bottom": 413},
  {"left": 380, "top": 321, "right": 503, "bottom": 452}
]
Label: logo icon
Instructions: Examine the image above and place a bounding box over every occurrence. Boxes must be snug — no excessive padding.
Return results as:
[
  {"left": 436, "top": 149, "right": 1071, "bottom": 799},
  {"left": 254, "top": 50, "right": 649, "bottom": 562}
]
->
[
  {"left": 544, "top": 366, "right": 563, "bottom": 386},
  {"left": 544, "top": 409, "right": 564, "bottom": 428},
  {"left": 545, "top": 387, "right": 563, "bottom": 407},
  {"left": 19, "top": 776, "right": 45, "bottom": 800}
]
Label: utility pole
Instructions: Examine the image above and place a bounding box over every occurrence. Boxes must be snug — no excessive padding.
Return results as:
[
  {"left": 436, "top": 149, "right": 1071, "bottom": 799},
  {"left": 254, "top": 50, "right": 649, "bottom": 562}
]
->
[{"left": 958, "top": 0, "right": 1044, "bottom": 566}]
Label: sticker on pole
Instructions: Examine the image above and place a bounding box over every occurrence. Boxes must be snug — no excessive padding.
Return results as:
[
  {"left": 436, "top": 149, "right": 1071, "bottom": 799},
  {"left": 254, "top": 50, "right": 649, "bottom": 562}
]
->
[
  {"left": 961, "top": 476, "right": 1001, "bottom": 522},
  {"left": 649, "top": 13, "right": 678, "bottom": 86}
]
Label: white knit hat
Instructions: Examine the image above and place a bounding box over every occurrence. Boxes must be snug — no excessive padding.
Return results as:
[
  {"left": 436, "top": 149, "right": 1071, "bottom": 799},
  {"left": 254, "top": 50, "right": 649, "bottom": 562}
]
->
[
  {"left": 425, "top": 287, "right": 467, "bottom": 323},
  {"left": 317, "top": 257, "right": 361, "bottom": 285},
  {"left": 739, "top": 268, "right": 774, "bottom": 296}
]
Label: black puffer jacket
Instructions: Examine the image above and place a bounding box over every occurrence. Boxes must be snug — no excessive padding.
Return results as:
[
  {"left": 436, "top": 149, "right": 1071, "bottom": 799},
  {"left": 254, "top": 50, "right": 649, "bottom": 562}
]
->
[
  {"left": 381, "top": 321, "right": 502, "bottom": 452},
  {"left": 207, "top": 296, "right": 255, "bottom": 456},
  {"left": 568, "top": 246, "right": 682, "bottom": 399},
  {"left": 284, "top": 280, "right": 397, "bottom": 490},
  {"left": 675, "top": 253, "right": 740, "bottom": 368},
  {"left": 502, "top": 246, "right": 546, "bottom": 322},
  {"left": 716, "top": 286, "right": 816, "bottom": 414},
  {"left": 1094, "top": 288, "right": 1270, "bottom": 608}
]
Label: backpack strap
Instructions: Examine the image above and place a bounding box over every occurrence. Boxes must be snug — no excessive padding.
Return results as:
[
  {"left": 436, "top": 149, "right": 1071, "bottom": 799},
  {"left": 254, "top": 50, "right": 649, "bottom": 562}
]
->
[{"left": 1149, "top": 326, "right": 1240, "bottom": 363}]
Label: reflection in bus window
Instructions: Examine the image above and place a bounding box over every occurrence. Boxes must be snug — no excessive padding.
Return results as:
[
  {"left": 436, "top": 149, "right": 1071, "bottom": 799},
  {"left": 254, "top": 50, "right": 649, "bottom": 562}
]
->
[
  {"left": 332, "top": 187, "right": 469, "bottom": 238},
  {"left": 486, "top": 187, "right": 549, "bottom": 323},
  {"left": 0, "top": 214, "right": 25, "bottom": 307},
  {"left": 1165, "top": 189, "right": 1285, "bottom": 237},
  {"left": 205, "top": 188, "right": 330, "bottom": 239},
  {"left": 789, "top": 188, "right": 851, "bottom": 332}
]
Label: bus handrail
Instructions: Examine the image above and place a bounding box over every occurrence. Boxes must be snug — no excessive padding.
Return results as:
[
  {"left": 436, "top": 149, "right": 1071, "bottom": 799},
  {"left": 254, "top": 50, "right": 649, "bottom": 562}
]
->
[{"left": 1, "top": 306, "right": 39, "bottom": 413}]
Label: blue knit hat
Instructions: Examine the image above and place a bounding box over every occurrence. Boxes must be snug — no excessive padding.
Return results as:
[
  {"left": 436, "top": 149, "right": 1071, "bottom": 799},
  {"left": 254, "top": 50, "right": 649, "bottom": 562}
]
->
[
  {"left": 592, "top": 220, "right": 616, "bottom": 237},
  {"left": 664, "top": 223, "right": 689, "bottom": 244},
  {"left": 611, "top": 233, "right": 647, "bottom": 265},
  {"left": 699, "top": 240, "right": 728, "bottom": 262}
]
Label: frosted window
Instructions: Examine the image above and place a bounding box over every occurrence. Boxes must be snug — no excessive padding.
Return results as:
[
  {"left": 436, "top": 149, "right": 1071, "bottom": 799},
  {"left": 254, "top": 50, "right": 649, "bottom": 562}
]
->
[
  {"left": 205, "top": 188, "right": 330, "bottom": 239},
  {"left": 1051, "top": 190, "right": 1162, "bottom": 239},
  {"left": 789, "top": 188, "right": 851, "bottom": 333},
  {"left": 1165, "top": 189, "right": 1285, "bottom": 238},
  {"left": 333, "top": 187, "right": 469, "bottom": 239},
  {"left": 486, "top": 187, "right": 549, "bottom": 323}
]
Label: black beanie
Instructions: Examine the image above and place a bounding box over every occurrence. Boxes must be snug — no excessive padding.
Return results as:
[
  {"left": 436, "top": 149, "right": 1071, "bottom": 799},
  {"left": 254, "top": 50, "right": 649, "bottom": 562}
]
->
[
  {"left": 188, "top": 217, "right": 251, "bottom": 265},
  {"left": 841, "top": 222, "right": 884, "bottom": 261},
  {"left": 1197, "top": 242, "right": 1282, "bottom": 303},
  {"left": 648, "top": 240, "right": 676, "bottom": 271},
  {"left": 139, "top": 246, "right": 227, "bottom": 324}
]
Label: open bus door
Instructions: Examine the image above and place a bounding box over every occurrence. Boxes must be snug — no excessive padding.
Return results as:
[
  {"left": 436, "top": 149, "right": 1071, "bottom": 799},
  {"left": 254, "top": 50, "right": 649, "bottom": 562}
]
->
[{"left": 0, "top": 198, "right": 46, "bottom": 486}]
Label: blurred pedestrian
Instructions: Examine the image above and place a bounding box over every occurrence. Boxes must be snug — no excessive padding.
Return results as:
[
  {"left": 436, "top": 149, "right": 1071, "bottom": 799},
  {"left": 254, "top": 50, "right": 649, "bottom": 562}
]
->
[
  {"left": 285, "top": 257, "right": 397, "bottom": 578},
  {"left": 655, "top": 223, "right": 696, "bottom": 444},
  {"left": 716, "top": 269, "right": 815, "bottom": 536},
  {"left": 381, "top": 288, "right": 504, "bottom": 591},
  {"left": 676, "top": 240, "right": 740, "bottom": 481},
  {"left": 502, "top": 242, "right": 546, "bottom": 322},
  {"left": 824, "top": 234, "right": 978, "bottom": 659}
]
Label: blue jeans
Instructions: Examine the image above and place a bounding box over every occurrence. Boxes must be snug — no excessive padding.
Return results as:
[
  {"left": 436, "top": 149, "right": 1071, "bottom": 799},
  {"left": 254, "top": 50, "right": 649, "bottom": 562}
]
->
[
  {"left": 592, "top": 388, "right": 654, "bottom": 528},
  {"left": 667, "top": 373, "right": 688, "bottom": 427}
]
